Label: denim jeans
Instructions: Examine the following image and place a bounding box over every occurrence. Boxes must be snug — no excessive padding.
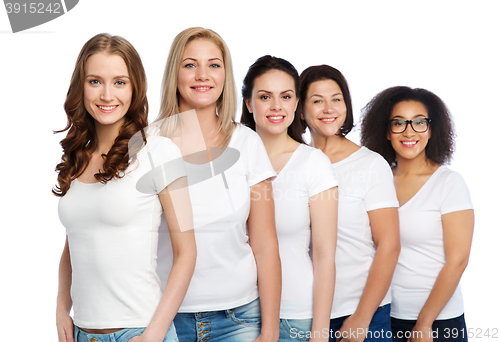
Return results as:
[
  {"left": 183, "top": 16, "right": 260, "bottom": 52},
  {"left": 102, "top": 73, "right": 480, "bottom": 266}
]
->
[
  {"left": 391, "top": 314, "right": 468, "bottom": 342},
  {"left": 74, "top": 324, "right": 177, "bottom": 342},
  {"left": 279, "top": 318, "right": 313, "bottom": 342},
  {"left": 173, "top": 298, "right": 261, "bottom": 342},
  {"left": 329, "top": 304, "right": 392, "bottom": 342}
]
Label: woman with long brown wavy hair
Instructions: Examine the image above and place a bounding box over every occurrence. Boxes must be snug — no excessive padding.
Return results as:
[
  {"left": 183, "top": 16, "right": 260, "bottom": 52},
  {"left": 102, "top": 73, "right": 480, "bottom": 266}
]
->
[{"left": 54, "top": 33, "right": 196, "bottom": 342}]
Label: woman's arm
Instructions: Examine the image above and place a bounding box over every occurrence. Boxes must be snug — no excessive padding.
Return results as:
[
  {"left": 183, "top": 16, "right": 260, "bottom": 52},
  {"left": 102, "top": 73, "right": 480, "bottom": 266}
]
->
[
  {"left": 131, "top": 177, "right": 196, "bottom": 342},
  {"left": 248, "top": 179, "right": 281, "bottom": 342},
  {"left": 338, "top": 207, "right": 400, "bottom": 342},
  {"left": 56, "top": 236, "right": 74, "bottom": 342},
  {"left": 309, "top": 187, "right": 338, "bottom": 342},
  {"left": 409, "top": 209, "right": 474, "bottom": 342}
]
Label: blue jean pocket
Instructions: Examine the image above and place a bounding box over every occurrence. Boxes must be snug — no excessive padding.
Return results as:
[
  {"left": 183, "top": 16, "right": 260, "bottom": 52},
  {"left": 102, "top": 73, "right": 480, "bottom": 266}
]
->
[
  {"left": 115, "top": 328, "right": 146, "bottom": 341},
  {"left": 280, "top": 319, "right": 313, "bottom": 342},
  {"left": 229, "top": 298, "right": 262, "bottom": 327}
]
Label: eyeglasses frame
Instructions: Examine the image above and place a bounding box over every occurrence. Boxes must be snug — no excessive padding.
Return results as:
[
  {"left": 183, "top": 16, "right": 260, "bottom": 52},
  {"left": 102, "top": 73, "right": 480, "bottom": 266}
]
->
[{"left": 388, "top": 118, "right": 432, "bottom": 134}]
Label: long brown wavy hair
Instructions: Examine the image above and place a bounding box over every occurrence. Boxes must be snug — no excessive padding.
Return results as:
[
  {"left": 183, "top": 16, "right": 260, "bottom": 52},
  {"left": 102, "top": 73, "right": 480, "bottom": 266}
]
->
[{"left": 53, "top": 33, "right": 148, "bottom": 197}]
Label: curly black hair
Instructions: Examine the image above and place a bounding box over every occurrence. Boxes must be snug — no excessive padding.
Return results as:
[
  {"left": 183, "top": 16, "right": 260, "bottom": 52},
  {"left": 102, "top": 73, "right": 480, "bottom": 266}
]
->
[{"left": 360, "top": 86, "right": 455, "bottom": 167}]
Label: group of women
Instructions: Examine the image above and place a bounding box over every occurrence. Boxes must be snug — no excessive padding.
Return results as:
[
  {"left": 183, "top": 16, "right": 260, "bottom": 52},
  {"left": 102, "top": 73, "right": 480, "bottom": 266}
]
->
[{"left": 54, "top": 27, "right": 474, "bottom": 342}]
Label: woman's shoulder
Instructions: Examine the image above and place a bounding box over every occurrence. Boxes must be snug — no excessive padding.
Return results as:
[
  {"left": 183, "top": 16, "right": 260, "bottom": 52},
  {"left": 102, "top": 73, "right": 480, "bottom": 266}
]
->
[
  {"left": 231, "top": 123, "right": 265, "bottom": 148},
  {"left": 233, "top": 123, "right": 257, "bottom": 138},
  {"left": 341, "top": 146, "right": 389, "bottom": 168},
  {"left": 433, "top": 166, "right": 468, "bottom": 186},
  {"left": 297, "top": 144, "right": 331, "bottom": 163}
]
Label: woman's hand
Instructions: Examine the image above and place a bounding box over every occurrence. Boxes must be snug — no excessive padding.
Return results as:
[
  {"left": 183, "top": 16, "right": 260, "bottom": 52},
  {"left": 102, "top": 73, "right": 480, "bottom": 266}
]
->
[
  {"left": 128, "top": 335, "right": 157, "bottom": 342},
  {"left": 56, "top": 311, "right": 74, "bottom": 342},
  {"left": 408, "top": 322, "right": 433, "bottom": 342},
  {"left": 336, "top": 314, "right": 369, "bottom": 342}
]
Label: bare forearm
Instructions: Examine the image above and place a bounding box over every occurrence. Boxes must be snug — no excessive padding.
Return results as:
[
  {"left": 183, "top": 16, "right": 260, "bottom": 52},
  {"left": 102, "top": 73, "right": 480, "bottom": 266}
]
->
[
  {"left": 143, "top": 250, "right": 196, "bottom": 342},
  {"left": 57, "top": 238, "right": 72, "bottom": 314},
  {"left": 254, "top": 247, "right": 281, "bottom": 342},
  {"left": 354, "top": 244, "right": 399, "bottom": 323},
  {"left": 416, "top": 261, "right": 467, "bottom": 326},
  {"left": 416, "top": 210, "right": 474, "bottom": 327},
  {"left": 311, "top": 254, "right": 335, "bottom": 340}
]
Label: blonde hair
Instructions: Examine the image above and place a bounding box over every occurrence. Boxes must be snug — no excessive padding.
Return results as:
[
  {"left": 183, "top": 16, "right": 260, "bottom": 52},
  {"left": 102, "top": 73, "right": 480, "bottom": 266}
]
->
[{"left": 156, "top": 27, "right": 237, "bottom": 145}]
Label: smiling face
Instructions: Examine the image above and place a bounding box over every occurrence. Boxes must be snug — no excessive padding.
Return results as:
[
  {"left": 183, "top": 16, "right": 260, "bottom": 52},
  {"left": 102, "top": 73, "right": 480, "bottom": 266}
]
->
[
  {"left": 245, "top": 69, "right": 298, "bottom": 137},
  {"left": 302, "top": 79, "right": 346, "bottom": 138},
  {"left": 177, "top": 39, "right": 225, "bottom": 112},
  {"left": 83, "top": 52, "right": 132, "bottom": 130},
  {"left": 388, "top": 100, "right": 431, "bottom": 162}
]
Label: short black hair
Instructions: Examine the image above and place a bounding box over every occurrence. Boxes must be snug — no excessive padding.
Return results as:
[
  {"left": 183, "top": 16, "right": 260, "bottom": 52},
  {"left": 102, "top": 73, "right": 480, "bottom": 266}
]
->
[
  {"left": 299, "top": 65, "right": 354, "bottom": 136},
  {"left": 360, "top": 86, "right": 455, "bottom": 167}
]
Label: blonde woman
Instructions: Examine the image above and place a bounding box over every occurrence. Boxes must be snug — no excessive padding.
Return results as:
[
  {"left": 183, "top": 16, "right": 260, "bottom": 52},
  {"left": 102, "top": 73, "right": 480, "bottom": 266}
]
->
[{"left": 155, "top": 27, "right": 281, "bottom": 342}]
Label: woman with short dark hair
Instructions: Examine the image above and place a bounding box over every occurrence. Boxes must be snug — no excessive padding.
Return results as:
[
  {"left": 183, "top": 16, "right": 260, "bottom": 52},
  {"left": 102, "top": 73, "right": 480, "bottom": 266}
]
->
[{"left": 300, "top": 65, "right": 401, "bottom": 342}]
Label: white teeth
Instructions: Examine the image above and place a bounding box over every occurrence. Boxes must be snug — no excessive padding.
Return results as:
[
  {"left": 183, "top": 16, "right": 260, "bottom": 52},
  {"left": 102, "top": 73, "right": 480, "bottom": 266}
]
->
[
  {"left": 402, "top": 141, "right": 417, "bottom": 145},
  {"left": 320, "top": 118, "right": 336, "bottom": 122},
  {"left": 194, "top": 87, "right": 211, "bottom": 90},
  {"left": 268, "top": 116, "right": 284, "bottom": 120},
  {"left": 98, "top": 105, "right": 117, "bottom": 110}
]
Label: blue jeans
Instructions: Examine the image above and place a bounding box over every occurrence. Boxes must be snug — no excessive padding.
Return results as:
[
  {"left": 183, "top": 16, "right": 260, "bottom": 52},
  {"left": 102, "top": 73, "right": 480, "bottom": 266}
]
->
[
  {"left": 329, "top": 305, "right": 392, "bottom": 342},
  {"left": 74, "top": 324, "right": 177, "bottom": 342},
  {"left": 391, "top": 314, "right": 468, "bottom": 342},
  {"left": 279, "top": 318, "right": 313, "bottom": 342},
  {"left": 173, "top": 298, "right": 261, "bottom": 342}
]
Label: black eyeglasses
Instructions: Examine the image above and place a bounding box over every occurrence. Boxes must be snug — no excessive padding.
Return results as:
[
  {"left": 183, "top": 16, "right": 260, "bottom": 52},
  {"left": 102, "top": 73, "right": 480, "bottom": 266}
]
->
[{"left": 389, "top": 118, "right": 431, "bottom": 134}]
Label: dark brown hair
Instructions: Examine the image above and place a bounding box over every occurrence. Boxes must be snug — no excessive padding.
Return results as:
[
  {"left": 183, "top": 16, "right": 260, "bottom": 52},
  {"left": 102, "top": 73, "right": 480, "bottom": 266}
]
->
[
  {"left": 299, "top": 65, "right": 354, "bottom": 136},
  {"left": 53, "top": 33, "right": 148, "bottom": 196},
  {"left": 241, "top": 55, "right": 304, "bottom": 143},
  {"left": 360, "top": 86, "right": 455, "bottom": 167}
]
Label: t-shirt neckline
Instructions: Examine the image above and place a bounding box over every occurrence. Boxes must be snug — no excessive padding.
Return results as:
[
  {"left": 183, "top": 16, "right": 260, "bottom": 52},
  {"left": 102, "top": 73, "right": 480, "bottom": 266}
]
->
[
  {"left": 275, "top": 143, "right": 304, "bottom": 180},
  {"left": 399, "top": 165, "right": 444, "bottom": 209}
]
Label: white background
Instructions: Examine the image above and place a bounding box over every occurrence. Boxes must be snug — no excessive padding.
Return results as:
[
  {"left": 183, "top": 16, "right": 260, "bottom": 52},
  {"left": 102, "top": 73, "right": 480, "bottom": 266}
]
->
[{"left": 1, "top": 0, "right": 499, "bottom": 340}]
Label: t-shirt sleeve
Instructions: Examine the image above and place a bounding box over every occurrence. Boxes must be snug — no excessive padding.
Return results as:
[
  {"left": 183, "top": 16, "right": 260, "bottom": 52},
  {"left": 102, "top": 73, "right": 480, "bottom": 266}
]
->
[
  {"left": 147, "top": 137, "right": 187, "bottom": 194},
  {"left": 440, "top": 171, "right": 473, "bottom": 215},
  {"left": 364, "top": 154, "right": 399, "bottom": 212},
  {"left": 307, "top": 149, "right": 338, "bottom": 197},
  {"left": 246, "top": 131, "right": 276, "bottom": 187}
]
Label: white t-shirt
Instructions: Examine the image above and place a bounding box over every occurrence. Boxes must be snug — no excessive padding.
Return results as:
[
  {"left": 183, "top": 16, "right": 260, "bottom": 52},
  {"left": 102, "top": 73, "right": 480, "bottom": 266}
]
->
[
  {"left": 58, "top": 136, "right": 186, "bottom": 329},
  {"left": 274, "top": 144, "right": 338, "bottom": 319},
  {"left": 391, "top": 166, "right": 473, "bottom": 320},
  {"left": 331, "top": 147, "right": 399, "bottom": 318},
  {"left": 157, "top": 124, "right": 276, "bottom": 312}
]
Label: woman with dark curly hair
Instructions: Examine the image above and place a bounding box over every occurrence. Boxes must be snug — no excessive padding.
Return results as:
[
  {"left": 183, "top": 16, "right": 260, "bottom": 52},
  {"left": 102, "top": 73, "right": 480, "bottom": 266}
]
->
[
  {"left": 54, "top": 33, "right": 196, "bottom": 342},
  {"left": 361, "top": 86, "right": 474, "bottom": 342},
  {"left": 300, "top": 65, "right": 400, "bottom": 342}
]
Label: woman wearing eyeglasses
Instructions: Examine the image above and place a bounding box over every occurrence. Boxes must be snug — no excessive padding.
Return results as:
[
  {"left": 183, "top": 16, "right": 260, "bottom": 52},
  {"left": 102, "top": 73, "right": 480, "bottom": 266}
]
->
[{"left": 361, "top": 86, "right": 474, "bottom": 342}]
